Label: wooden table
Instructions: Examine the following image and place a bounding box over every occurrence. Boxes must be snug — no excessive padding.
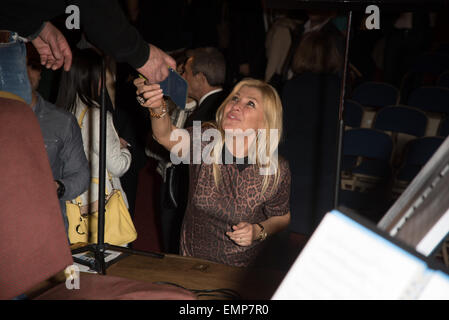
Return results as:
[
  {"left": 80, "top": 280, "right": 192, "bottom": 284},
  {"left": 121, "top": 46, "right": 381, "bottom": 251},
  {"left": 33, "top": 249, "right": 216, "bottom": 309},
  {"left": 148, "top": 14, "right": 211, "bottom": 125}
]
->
[{"left": 106, "top": 253, "right": 287, "bottom": 300}]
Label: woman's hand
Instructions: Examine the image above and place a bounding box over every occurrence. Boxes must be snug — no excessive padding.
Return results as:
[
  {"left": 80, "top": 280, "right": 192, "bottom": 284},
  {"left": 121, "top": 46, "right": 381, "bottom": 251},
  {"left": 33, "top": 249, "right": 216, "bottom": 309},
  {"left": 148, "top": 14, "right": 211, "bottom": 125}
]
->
[
  {"left": 226, "top": 222, "right": 260, "bottom": 247},
  {"left": 133, "top": 77, "right": 164, "bottom": 109}
]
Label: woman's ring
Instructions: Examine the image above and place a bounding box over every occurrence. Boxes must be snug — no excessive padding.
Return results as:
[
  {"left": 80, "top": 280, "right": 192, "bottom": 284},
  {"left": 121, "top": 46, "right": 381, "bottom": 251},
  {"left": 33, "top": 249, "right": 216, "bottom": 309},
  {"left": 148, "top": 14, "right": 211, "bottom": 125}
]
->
[{"left": 136, "top": 95, "right": 146, "bottom": 105}]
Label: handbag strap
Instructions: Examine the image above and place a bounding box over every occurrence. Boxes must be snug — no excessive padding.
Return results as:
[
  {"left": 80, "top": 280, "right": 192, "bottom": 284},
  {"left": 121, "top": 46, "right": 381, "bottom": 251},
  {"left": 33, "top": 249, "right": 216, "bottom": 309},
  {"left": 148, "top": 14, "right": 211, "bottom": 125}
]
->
[
  {"left": 77, "top": 107, "right": 88, "bottom": 128},
  {"left": 65, "top": 108, "right": 89, "bottom": 206},
  {"left": 68, "top": 195, "right": 82, "bottom": 206},
  {"left": 77, "top": 107, "right": 113, "bottom": 196},
  {"left": 92, "top": 171, "right": 113, "bottom": 195}
]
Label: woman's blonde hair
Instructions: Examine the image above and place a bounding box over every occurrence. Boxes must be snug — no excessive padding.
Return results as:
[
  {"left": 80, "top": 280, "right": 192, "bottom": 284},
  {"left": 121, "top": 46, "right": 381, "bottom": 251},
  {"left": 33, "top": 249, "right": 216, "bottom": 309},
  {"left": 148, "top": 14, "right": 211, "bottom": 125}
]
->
[{"left": 208, "top": 78, "right": 283, "bottom": 194}]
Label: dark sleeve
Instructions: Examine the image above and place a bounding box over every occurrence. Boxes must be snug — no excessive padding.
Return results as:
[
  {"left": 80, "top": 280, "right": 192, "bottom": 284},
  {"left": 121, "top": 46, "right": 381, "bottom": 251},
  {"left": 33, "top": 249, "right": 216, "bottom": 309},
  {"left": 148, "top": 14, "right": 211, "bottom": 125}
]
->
[
  {"left": 0, "top": 0, "right": 65, "bottom": 37},
  {"left": 73, "top": 0, "right": 149, "bottom": 68},
  {"left": 263, "top": 159, "right": 291, "bottom": 218},
  {"left": 58, "top": 114, "right": 90, "bottom": 201},
  {"left": 0, "top": 0, "right": 149, "bottom": 69}
]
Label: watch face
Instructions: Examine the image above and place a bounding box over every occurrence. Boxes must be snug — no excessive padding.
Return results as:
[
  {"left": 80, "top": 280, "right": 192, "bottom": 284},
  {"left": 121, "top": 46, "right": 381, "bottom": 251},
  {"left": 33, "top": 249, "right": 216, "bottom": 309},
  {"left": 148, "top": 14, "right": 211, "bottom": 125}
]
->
[{"left": 258, "top": 230, "right": 267, "bottom": 241}]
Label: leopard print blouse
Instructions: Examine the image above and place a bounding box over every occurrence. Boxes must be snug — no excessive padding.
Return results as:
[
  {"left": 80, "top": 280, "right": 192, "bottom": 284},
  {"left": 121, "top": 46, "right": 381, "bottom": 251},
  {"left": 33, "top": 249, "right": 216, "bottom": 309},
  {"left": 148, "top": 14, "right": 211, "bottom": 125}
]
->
[{"left": 178, "top": 126, "right": 291, "bottom": 267}]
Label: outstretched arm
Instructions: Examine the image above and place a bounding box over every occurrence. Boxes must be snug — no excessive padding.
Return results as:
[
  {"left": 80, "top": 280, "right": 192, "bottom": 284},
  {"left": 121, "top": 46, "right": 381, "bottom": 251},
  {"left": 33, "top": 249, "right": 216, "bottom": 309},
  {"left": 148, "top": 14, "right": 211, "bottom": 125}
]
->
[{"left": 134, "top": 77, "right": 187, "bottom": 154}]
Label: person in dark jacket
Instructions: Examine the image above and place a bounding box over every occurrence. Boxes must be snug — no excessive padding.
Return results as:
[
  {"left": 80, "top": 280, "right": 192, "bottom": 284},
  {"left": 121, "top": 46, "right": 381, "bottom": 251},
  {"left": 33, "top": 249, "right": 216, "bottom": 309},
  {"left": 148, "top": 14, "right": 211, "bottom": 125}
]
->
[
  {"left": 26, "top": 43, "right": 89, "bottom": 235},
  {"left": 183, "top": 47, "right": 228, "bottom": 128},
  {"left": 0, "top": 0, "right": 175, "bottom": 82},
  {"left": 279, "top": 30, "right": 342, "bottom": 237}
]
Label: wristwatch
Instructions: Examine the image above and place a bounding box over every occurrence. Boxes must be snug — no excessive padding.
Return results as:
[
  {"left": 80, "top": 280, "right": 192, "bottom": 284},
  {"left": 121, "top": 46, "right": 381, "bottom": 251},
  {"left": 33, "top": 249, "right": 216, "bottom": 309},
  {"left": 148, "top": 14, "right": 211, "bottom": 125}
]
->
[
  {"left": 56, "top": 180, "right": 65, "bottom": 199},
  {"left": 256, "top": 223, "right": 268, "bottom": 242}
]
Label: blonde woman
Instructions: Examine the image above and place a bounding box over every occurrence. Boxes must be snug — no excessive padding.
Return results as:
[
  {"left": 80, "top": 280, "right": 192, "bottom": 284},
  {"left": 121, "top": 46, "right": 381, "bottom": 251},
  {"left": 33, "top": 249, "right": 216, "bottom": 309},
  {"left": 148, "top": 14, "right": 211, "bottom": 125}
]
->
[{"left": 134, "top": 78, "right": 291, "bottom": 267}]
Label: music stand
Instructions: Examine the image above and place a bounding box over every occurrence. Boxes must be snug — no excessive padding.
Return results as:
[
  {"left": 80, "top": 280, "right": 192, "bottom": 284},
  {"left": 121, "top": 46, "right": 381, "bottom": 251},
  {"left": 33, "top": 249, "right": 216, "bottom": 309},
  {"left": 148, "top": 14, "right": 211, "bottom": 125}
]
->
[{"left": 71, "top": 59, "right": 163, "bottom": 275}]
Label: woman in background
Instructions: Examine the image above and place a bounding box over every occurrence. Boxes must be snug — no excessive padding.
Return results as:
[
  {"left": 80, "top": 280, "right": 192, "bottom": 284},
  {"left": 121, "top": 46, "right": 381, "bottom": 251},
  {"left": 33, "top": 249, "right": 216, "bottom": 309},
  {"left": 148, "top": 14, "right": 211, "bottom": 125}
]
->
[
  {"left": 279, "top": 30, "right": 342, "bottom": 238},
  {"left": 56, "top": 48, "right": 131, "bottom": 216}
]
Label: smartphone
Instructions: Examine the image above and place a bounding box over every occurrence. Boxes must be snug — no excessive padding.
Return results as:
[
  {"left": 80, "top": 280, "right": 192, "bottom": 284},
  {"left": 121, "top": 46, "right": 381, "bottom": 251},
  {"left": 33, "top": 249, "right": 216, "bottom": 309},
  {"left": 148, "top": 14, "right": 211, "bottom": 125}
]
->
[{"left": 140, "top": 68, "right": 188, "bottom": 109}]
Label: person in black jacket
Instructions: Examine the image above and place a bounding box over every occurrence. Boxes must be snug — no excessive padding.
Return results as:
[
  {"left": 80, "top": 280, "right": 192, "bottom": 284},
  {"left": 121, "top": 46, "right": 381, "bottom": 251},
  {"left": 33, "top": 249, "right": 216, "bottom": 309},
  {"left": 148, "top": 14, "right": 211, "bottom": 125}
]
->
[
  {"left": 183, "top": 47, "right": 228, "bottom": 128},
  {"left": 0, "top": 0, "right": 175, "bottom": 83},
  {"left": 279, "top": 30, "right": 342, "bottom": 238}
]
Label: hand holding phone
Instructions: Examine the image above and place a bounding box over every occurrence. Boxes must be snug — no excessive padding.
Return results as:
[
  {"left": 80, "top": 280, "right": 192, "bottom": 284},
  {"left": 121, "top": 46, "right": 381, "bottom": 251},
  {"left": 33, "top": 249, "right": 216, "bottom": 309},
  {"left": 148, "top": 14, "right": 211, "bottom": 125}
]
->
[{"left": 139, "top": 67, "right": 188, "bottom": 109}]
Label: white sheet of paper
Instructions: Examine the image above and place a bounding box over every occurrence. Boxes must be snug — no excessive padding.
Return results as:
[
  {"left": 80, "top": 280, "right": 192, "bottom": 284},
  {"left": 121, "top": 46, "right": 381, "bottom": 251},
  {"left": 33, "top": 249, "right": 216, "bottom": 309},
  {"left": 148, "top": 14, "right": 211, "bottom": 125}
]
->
[
  {"left": 418, "top": 271, "right": 449, "bottom": 300},
  {"left": 272, "top": 210, "right": 428, "bottom": 300}
]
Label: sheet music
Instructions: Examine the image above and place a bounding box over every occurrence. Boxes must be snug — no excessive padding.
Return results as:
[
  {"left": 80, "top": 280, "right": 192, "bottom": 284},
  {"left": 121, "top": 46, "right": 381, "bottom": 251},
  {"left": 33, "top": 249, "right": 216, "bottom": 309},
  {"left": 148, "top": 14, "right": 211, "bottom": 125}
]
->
[
  {"left": 418, "top": 271, "right": 449, "bottom": 300},
  {"left": 272, "top": 210, "right": 430, "bottom": 300}
]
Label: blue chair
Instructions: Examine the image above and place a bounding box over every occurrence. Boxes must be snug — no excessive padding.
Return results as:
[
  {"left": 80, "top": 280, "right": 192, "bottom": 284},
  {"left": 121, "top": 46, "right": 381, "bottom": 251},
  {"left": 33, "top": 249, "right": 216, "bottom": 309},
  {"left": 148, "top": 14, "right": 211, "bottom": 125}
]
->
[
  {"left": 351, "top": 82, "right": 399, "bottom": 109},
  {"left": 373, "top": 105, "right": 428, "bottom": 168},
  {"left": 407, "top": 86, "right": 449, "bottom": 115},
  {"left": 373, "top": 105, "right": 428, "bottom": 137},
  {"left": 437, "top": 72, "right": 449, "bottom": 89},
  {"left": 396, "top": 136, "right": 445, "bottom": 182},
  {"left": 339, "top": 129, "right": 394, "bottom": 223},
  {"left": 342, "top": 128, "right": 393, "bottom": 179},
  {"left": 438, "top": 116, "right": 449, "bottom": 137},
  {"left": 343, "top": 100, "right": 364, "bottom": 128}
]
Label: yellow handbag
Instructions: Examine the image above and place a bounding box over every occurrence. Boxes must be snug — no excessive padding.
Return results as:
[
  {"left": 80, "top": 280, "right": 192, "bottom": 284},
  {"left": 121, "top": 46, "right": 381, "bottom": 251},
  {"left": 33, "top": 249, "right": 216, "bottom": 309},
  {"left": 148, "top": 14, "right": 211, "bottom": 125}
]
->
[
  {"left": 67, "top": 196, "right": 89, "bottom": 244},
  {"left": 87, "top": 186, "right": 138, "bottom": 246},
  {"left": 66, "top": 184, "right": 137, "bottom": 246}
]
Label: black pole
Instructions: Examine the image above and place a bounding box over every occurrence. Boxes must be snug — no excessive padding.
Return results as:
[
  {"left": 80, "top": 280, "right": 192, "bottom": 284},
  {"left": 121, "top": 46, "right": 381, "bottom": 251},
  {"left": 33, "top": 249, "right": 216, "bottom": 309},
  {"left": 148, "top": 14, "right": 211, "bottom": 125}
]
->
[
  {"left": 96, "top": 59, "right": 107, "bottom": 275},
  {"left": 334, "top": 10, "right": 353, "bottom": 208}
]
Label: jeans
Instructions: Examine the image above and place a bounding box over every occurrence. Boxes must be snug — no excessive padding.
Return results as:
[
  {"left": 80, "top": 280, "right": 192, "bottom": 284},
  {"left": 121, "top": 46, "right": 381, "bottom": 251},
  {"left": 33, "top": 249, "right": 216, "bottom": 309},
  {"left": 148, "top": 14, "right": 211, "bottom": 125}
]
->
[{"left": 0, "top": 33, "right": 32, "bottom": 104}]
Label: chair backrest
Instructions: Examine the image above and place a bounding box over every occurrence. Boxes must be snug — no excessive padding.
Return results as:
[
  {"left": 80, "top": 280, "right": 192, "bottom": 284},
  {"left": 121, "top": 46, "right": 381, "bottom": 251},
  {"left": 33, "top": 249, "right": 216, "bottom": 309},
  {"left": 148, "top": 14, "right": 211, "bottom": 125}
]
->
[
  {"left": 373, "top": 105, "right": 428, "bottom": 137},
  {"left": 343, "top": 99, "right": 364, "bottom": 128},
  {"left": 407, "top": 86, "right": 449, "bottom": 115},
  {"left": 0, "top": 98, "right": 73, "bottom": 300},
  {"left": 351, "top": 81, "right": 399, "bottom": 109},
  {"left": 437, "top": 71, "right": 449, "bottom": 89},
  {"left": 396, "top": 136, "right": 445, "bottom": 182},
  {"left": 343, "top": 128, "right": 393, "bottom": 161},
  {"left": 402, "top": 136, "right": 445, "bottom": 167}
]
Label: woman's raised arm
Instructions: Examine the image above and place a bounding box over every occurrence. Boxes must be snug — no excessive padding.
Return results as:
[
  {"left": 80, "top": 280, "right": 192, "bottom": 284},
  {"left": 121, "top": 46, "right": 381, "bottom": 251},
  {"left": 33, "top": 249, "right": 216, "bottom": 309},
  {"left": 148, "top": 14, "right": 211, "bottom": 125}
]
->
[{"left": 134, "top": 77, "right": 186, "bottom": 154}]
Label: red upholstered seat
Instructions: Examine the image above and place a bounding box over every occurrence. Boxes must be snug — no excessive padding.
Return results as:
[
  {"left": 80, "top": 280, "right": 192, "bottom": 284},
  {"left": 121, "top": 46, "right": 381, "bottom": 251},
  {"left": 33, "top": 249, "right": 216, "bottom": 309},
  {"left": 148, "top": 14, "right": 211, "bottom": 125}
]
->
[
  {"left": 35, "top": 274, "right": 195, "bottom": 300},
  {"left": 0, "top": 97, "right": 195, "bottom": 300}
]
